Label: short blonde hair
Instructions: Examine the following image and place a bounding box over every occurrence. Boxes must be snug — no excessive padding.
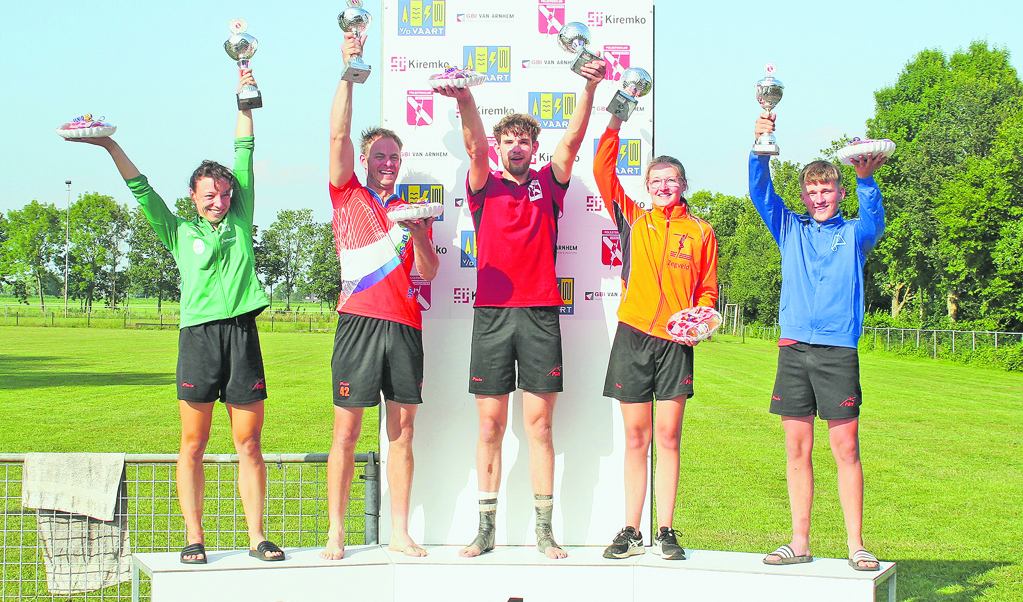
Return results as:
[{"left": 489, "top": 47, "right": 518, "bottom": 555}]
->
[
  {"left": 799, "top": 160, "right": 842, "bottom": 188},
  {"left": 360, "top": 127, "right": 403, "bottom": 157}
]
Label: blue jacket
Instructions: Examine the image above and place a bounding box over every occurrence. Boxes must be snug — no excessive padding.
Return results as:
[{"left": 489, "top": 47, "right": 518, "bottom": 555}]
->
[{"left": 748, "top": 153, "right": 885, "bottom": 348}]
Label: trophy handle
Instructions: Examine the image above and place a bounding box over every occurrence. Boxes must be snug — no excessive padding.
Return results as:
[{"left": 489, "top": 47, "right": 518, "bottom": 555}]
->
[{"left": 236, "top": 60, "right": 262, "bottom": 110}]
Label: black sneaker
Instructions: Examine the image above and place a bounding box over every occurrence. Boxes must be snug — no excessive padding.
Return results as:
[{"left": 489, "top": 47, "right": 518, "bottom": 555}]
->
[
  {"left": 603, "top": 526, "right": 644, "bottom": 559},
  {"left": 651, "top": 527, "right": 686, "bottom": 560}
]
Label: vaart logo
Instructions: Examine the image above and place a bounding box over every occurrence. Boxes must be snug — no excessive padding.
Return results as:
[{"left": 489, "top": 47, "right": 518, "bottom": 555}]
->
[
  {"left": 407, "top": 90, "right": 434, "bottom": 126},
  {"left": 603, "top": 45, "right": 630, "bottom": 81},
  {"left": 464, "top": 46, "right": 512, "bottom": 82},
  {"left": 594, "top": 138, "right": 642, "bottom": 176},
  {"left": 558, "top": 277, "right": 574, "bottom": 315},
  {"left": 399, "top": 0, "right": 446, "bottom": 36},
  {"left": 537, "top": 0, "right": 565, "bottom": 34},
  {"left": 410, "top": 276, "right": 432, "bottom": 311},
  {"left": 602, "top": 229, "right": 623, "bottom": 268},
  {"left": 460, "top": 231, "right": 477, "bottom": 268},
  {"left": 397, "top": 184, "right": 444, "bottom": 221},
  {"left": 528, "top": 92, "right": 576, "bottom": 129}
]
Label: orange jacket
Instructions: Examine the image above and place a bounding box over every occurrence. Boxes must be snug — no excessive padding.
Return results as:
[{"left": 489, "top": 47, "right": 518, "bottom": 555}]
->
[{"left": 594, "top": 127, "right": 718, "bottom": 342}]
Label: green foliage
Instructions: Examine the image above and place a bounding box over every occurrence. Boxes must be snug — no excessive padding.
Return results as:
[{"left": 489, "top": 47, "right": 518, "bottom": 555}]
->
[
  {"left": 1, "top": 200, "right": 61, "bottom": 310},
  {"left": 304, "top": 221, "right": 342, "bottom": 311},
  {"left": 260, "top": 209, "right": 316, "bottom": 311},
  {"left": 126, "top": 205, "right": 180, "bottom": 310},
  {"left": 67, "top": 193, "right": 129, "bottom": 309}
]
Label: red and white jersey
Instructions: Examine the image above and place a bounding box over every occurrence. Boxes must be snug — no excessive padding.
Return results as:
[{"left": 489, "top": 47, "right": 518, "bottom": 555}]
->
[{"left": 330, "top": 174, "right": 423, "bottom": 330}]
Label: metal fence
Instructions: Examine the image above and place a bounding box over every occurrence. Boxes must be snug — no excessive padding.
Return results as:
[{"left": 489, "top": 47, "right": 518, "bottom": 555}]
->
[
  {"left": 861, "top": 326, "right": 1023, "bottom": 358},
  {"left": 0, "top": 305, "right": 339, "bottom": 333},
  {"left": 1, "top": 452, "right": 378, "bottom": 601}
]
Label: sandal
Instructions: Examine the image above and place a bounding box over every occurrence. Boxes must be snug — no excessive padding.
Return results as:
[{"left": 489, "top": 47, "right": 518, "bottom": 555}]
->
[
  {"left": 849, "top": 549, "right": 880, "bottom": 571},
  {"left": 180, "top": 542, "right": 207, "bottom": 564},
  {"left": 249, "top": 540, "right": 285, "bottom": 562},
  {"left": 763, "top": 544, "right": 812, "bottom": 565}
]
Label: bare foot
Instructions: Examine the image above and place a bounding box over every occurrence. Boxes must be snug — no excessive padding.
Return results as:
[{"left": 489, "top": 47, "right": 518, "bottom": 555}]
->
[
  {"left": 319, "top": 537, "right": 345, "bottom": 560},
  {"left": 459, "top": 544, "right": 483, "bottom": 558},
  {"left": 544, "top": 545, "right": 568, "bottom": 559},
  {"left": 389, "top": 535, "right": 427, "bottom": 557}
]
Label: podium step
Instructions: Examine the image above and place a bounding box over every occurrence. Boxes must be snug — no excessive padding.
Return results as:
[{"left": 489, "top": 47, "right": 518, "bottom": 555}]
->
[{"left": 133, "top": 545, "right": 895, "bottom": 602}]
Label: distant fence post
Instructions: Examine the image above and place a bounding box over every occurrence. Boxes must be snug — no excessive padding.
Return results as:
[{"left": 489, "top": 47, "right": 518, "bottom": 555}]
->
[
  {"left": 933, "top": 331, "right": 937, "bottom": 358},
  {"left": 362, "top": 451, "right": 380, "bottom": 545}
]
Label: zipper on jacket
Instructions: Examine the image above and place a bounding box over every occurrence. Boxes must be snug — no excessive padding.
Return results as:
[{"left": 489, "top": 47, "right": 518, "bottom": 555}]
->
[
  {"left": 211, "top": 226, "right": 231, "bottom": 313},
  {"left": 649, "top": 214, "right": 670, "bottom": 334}
]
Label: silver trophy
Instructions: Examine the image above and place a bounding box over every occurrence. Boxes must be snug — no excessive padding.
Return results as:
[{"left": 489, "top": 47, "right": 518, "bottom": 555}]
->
[
  {"left": 224, "top": 19, "right": 262, "bottom": 110},
  {"left": 338, "top": 0, "right": 373, "bottom": 83},
  {"left": 557, "top": 22, "right": 602, "bottom": 76},
  {"left": 607, "top": 67, "right": 651, "bottom": 121},
  {"left": 753, "top": 63, "right": 784, "bottom": 155}
]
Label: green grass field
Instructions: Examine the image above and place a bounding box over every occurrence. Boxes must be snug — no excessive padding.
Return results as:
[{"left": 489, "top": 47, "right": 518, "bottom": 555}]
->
[{"left": 1, "top": 326, "right": 1021, "bottom": 601}]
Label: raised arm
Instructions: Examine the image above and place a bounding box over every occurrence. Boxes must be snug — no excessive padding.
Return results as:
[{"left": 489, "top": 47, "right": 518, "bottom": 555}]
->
[
  {"left": 67, "top": 136, "right": 141, "bottom": 180},
  {"left": 329, "top": 33, "right": 364, "bottom": 188},
  {"left": 551, "top": 59, "right": 606, "bottom": 184},
  {"left": 747, "top": 113, "right": 790, "bottom": 245},
  {"left": 436, "top": 85, "right": 489, "bottom": 194},
  {"left": 593, "top": 119, "right": 640, "bottom": 225},
  {"left": 405, "top": 219, "right": 440, "bottom": 281},
  {"left": 850, "top": 153, "right": 888, "bottom": 251},
  {"left": 236, "top": 68, "right": 255, "bottom": 139}
]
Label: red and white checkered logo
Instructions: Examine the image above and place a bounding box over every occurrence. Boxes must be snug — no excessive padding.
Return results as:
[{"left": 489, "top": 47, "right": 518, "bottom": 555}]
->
[
  {"left": 603, "top": 45, "right": 630, "bottom": 81},
  {"left": 407, "top": 90, "right": 434, "bottom": 126},
  {"left": 537, "top": 0, "right": 565, "bottom": 34}
]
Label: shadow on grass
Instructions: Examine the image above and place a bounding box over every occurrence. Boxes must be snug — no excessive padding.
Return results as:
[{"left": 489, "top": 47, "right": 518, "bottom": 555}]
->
[
  {"left": 0, "top": 354, "right": 174, "bottom": 390},
  {"left": 894, "top": 559, "right": 1013, "bottom": 601}
]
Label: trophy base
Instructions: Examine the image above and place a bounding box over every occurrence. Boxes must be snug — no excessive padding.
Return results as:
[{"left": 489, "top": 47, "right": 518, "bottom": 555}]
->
[
  {"left": 752, "top": 143, "right": 780, "bottom": 156},
  {"left": 608, "top": 91, "right": 638, "bottom": 121},
  {"left": 237, "top": 90, "right": 262, "bottom": 110},
  {"left": 343, "top": 58, "right": 372, "bottom": 84},
  {"left": 571, "top": 48, "right": 602, "bottom": 75}
]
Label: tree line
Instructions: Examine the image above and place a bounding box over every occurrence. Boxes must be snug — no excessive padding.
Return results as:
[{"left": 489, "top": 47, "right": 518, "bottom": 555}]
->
[
  {"left": 2, "top": 42, "right": 1021, "bottom": 329},
  {"left": 0, "top": 196, "right": 340, "bottom": 313}
]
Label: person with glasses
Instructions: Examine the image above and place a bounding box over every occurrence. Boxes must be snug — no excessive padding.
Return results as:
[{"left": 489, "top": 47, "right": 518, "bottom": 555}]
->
[{"left": 592, "top": 112, "right": 718, "bottom": 560}]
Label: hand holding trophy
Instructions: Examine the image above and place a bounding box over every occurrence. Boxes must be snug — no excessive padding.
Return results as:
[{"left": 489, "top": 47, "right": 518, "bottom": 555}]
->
[
  {"left": 338, "top": 0, "right": 373, "bottom": 83},
  {"left": 753, "top": 63, "right": 784, "bottom": 155},
  {"left": 225, "top": 19, "right": 262, "bottom": 110},
  {"left": 557, "top": 22, "right": 602, "bottom": 76},
  {"left": 607, "top": 68, "right": 652, "bottom": 121}
]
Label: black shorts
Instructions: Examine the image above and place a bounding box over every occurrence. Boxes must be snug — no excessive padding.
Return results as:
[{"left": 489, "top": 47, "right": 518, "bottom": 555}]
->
[
  {"left": 770, "top": 342, "right": 862, "bottom": 420},
  {"left": 177, "top": 315, "right": 267, "bottom": 405},
  {"left": 469, "top": 306, "right": 563, "bottom": 396},
  {"left": 332, "top": 313, "right": 424, "bottom": 407},
  {"left": 603, "top": 322, "right": 694, "bottom": 402}
]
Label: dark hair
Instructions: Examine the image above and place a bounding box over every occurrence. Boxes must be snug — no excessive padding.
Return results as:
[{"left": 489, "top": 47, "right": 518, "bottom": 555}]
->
[
  {"left": 493, "top": 113, "right": 541, "bottom": 143},
  {"left": 360, "top": 127, "right": 403, "bottom": 156},
  {"left": 189, "top": 160, "right": 235, "bottom": 192}
]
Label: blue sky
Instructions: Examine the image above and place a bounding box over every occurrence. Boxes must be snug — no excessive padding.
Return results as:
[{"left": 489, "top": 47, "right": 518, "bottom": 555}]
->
[{"left": 2, "top": 0, "right": 1020, "bottom": 227}]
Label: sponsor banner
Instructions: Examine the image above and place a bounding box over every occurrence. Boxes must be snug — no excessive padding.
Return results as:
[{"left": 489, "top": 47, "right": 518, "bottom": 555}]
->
[
  {"left": 528, "top": 92, "right": 576, "bottom": 129},
  {"left": 558, "top": 277, "right": 574, "bottom": 315},
  {"left": 398, "top": 0, "right": 447, "bottom": 36},
  {"left": 520, "top": 57, "right": 574, "bottom": 70},
  {"left": 453, "top": 286, "right": 475, "bottom": 304},
  {"left": 407, "top": 90, "right": 434, "bottom": 126},
  {"left": 456, "top": 12, "right": 516, "bottom": 23},
  {"left": 401, "top": 150, "right": 451, "bottom": 161},
  {"left": 557, "top": 243, "right": 578, "bottom": 256},
  {"left": 464, "top": 46, "right": 512, "bottom": 82},
  {"left": 602, "top": 229, "right": 623, "bottom": 268},
  {"left": 594, "top": 137, "right": 642, "bottom": 176},
  {"left": 587, "top": 11, "right": 649, "bottom": 27},
  {"left": 537, "top": 0, "right": 565, "bottom": 34},
  {"left": 602, "top": 44, "right": 630, "bottom": 81},
  {"left": 586, "top": 194, "right": 605, "bottom": 213},
  {"left": 397, "top": 184, "right": 445, "bottom": 221},
  {"left": 584, "top": 290, "right": 620, "bottom": 300},
  {"left": 410, "top": 276, "right": 432, "bottom": 311},
  {"left": 391, "top": 57, "right": 453, "bottom": 72},
  {"left": 460, "top": 230, "right": 477, "bottom": 268}
]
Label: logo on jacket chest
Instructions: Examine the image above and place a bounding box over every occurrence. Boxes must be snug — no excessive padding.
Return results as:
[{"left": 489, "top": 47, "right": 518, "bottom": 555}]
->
[
  {"left": 527, "top": 179, "right": 543, "bottom": 202},
  {"left": 831, "top": 233, "right": 847, "bottom": 251},
  {"left": 669, "top": 232, "right": 693, "bottom": 261}
]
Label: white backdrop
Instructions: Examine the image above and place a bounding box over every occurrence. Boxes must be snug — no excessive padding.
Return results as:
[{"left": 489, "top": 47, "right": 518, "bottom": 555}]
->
[{"left": 375, "top": 0, "right": 656, "bottom": 547}]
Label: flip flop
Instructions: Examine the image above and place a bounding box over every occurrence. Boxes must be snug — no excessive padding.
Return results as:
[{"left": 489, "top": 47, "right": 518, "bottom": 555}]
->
[
  {"left": 763, "top": 544, "right": 812, "bottom": 565},
  {"left": 180, "top": 543, "right": 207, "bottom": 564},
  {"left": 249, "top": 540, "right": 285, "bottom": 562},
  {"left": 849, "top": 549, "right": 880, "bottom": 571}
]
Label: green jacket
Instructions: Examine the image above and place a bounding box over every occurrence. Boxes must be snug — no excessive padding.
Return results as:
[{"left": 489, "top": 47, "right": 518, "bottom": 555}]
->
[{"left": 126, "top": 137, "right": 269, "bottom": 328}]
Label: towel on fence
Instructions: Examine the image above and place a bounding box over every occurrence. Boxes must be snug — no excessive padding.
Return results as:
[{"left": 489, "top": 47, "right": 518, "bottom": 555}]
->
[
  {"left": 22, "top": 452, "right": 125, "bottom": 521},
  {"left": 21, "top": 453, "right": 132, "bottom": 595}
]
